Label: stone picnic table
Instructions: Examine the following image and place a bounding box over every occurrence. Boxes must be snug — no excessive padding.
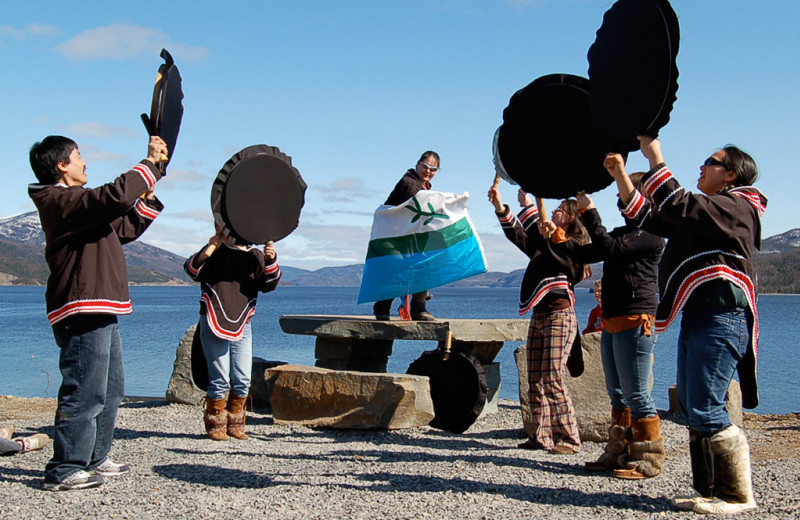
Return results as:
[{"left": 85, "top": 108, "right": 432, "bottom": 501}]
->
[{"left": 278, "top": 314, "right": 530, "bottom": 414}]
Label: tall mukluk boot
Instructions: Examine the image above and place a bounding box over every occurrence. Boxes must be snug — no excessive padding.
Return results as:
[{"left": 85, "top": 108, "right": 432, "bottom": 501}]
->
[
  {"left": 614, "top": 415, "right": 665, "bottom": 479},
  {"left": 692, "top": 425, "right": 757, "bottom": 515},
  {"left": 672, "top": 428, "right": 714, "bottom": 511},
  {"left": 227, "top": 394, "right": 249, "bottom": 440},
  {"left": 585, "top": 407, "right": 631, "bottom": 471},
  {"left": 203, "top": 397, "right": 230, "bottom": 441}
]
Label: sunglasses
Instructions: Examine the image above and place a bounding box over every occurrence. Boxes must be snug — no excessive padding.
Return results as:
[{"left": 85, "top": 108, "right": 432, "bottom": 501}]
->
[
  {"left": 703, "top": 157, "right": 730, "bottom": 169},
  {"left": 418, "top": 162, "right": 439, "bottom": 173}
]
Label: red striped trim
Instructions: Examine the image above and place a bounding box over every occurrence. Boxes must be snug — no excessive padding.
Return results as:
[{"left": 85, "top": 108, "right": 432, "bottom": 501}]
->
[
  {"left": 731, "top": 189, "right": 766, "bottom": 218},
  {"left": 656, "top": 265, "right": 757, "bottom": 337},
  {"left": 134, "top": 199, "right": 160, "bottom": 220},
  {"left": 497, "top": 211, "right": 514, "bottom": 224},
  {"left": 518, "top": 206, "right": 538, "bottom": 225},
  {"left": 202, "top": 297, "right": 255, "bottom": 341},
  {"left": 621, "top": 191, "right": 647, "bottom": 220},
  {"left": 519, "top": 278, "right": 574, "bottom": 315},
  {"left": 185, "top": 254, "right": 203, "bottom": 278},
  {"left": 48, "top": 299, "right": 133, "bottom": 325},
  {"left": 264, "top": 261, "right": 280, "bottom": 275},
  {"left": 642, "top": 165, "right": 672, "bottom": 198},
  {"left": 132, "top": 163, "right": 156, "bottom": 190}
]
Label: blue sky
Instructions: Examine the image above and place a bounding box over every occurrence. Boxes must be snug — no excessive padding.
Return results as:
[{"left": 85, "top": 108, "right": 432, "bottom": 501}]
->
[{"left": 3, "top": 1, "right": 797, "bottom": 272}]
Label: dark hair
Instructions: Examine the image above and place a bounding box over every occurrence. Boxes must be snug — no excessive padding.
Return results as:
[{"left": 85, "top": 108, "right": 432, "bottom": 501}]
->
[
  {"left": 559, "top": 198, "right": 589, "bottom": 245},
  {"left": 629, "top": 172, "right": 646, "bottom": 192},
  {"left": 29, "top": 136, "right": 78, "bottom": 184},
  {"left": 721, "top": 145, "right": 758, "bottom": 188},
  {"left": 418, "top": 150, "right": 440, "bottom": 166}
]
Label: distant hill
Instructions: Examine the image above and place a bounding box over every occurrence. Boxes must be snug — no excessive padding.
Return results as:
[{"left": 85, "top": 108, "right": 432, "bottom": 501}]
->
[
  {"left": 0, "top": 212, "right": 189, "bottom": 286},
  {"left": 0, "top": 212, "right": 797, "bottom": 292}
]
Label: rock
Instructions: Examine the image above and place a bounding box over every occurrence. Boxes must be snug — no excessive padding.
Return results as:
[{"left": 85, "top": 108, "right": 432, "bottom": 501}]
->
[
  {"left": 249, "top": 358, "right": 287, "bottom": 409},
  {"left": 165, "top": 324, "right": 287, "bottom": 408},
  {"left": 668, "top": 381, "right": 743, "bottom": 428},
  {"left": 514, "top": 332, "right": 645, "bottom": 442},
  {"left": 165, "top": 324, "right": 205, "bottom": 405},
  {"left": 268, "top": 364, "right": 434, "bottom": 429}
]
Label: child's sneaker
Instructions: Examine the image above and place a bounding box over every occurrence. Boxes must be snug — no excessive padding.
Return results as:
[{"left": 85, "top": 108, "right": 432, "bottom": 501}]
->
[
  {"left": 43, "top": 471, "right": 104, "bottom": 491},
  {"left": 94, "top": 458, "right": 131, "bottom": 476},
  {"left": 0, "top": 425, "right": 13, "bottom": 440},
  {"left": 14, "top": 433, "right": 50, "bottom": 452}
]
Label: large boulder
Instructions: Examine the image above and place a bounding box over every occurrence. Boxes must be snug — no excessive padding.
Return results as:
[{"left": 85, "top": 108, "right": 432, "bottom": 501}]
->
[
  {"left": 268, "top": 364, "right": 434, "bottom": 429},
  {"left": 165, "top": 324, "right": 285, "bottom": 408},
  {"left": 165, "top": 324, "right": 205, "bottom": 405},
  {"left": 514, "top": 332, "right": 641, "bottom": 442}
]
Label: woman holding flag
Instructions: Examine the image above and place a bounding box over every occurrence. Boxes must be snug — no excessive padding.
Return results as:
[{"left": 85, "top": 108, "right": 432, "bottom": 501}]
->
[
  {"left": 372, "top": 151, "right": 440, "bottom": 321},
  {"left": 489, "top": 187, "right": 596, "bottom": 454}
]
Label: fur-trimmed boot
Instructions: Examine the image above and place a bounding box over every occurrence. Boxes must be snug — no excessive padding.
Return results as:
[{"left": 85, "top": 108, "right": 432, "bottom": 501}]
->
[
  {"left": 673, "top": 428, "right": 715, "bottom": 511},
  {"left": 692, "top": 425, "right": 757, "bottom": 515},
  {"left": 614, "top": 415, "right": 665, "bottom": 479},
  {"left": 585, "top": 407, "right": 631, "bottom": 471},
  {"left": 203, "top": 397, "right": 230, "bottom": 441},
  {"left": 226, "top": 394, "right": 249, "bottom": 440}
]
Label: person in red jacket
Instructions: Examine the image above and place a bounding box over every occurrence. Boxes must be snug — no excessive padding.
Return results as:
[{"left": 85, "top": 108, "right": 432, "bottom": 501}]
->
[
  {"left": 582, "top": 280, "right": 603, "bottom": 334},
  {"left": 29, "top": 134, "right": 168, "bottom": 492}
]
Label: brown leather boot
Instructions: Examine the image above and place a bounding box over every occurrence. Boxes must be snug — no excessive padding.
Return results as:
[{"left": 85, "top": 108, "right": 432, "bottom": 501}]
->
[
  {"left": 203, "top": 397, "right": 230, "bottom": 441},
  {"left": 585, "top": 407, "right": 631, "bottom": 471},
  {"left": 226, "top": 394, "right": 249, "bottom": 440},
  {"left": 614, "top": 415, "right": 665, "bottom": 479}
]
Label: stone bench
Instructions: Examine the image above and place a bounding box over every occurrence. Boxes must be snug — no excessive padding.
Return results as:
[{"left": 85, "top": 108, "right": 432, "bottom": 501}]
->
[{"left": 278, "top": 315, "right": 529, "bottom": 415}]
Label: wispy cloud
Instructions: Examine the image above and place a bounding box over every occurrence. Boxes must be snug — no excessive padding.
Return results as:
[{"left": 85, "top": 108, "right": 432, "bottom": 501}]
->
[
  {"left": 56, "top": 24, "right": 209, "bottom": 62},
  {"left": 63, "top": 121, "right": 137, "bottom": 139},
  {"left": 0, "top": 23, "right": 58, "bottom": 40},
  {"left": 154, "top": 168, "right": 212, "bottom": 191}
]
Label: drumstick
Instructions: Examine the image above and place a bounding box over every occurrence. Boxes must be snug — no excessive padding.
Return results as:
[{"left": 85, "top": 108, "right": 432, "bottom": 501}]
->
[{"left": 536, "top": 197, "right": 552, "bottom": 239}]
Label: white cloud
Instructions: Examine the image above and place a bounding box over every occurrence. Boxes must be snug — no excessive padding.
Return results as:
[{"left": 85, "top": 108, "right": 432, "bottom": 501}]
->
[
  {"left": 0, "top": 23, "right": 57, "bottom": 39},
  {"left": 56, "top": 24, "right": 209, "bottom": 62},
  {"left": 63, "top": 121, "right": 136, "bottom": 139}
]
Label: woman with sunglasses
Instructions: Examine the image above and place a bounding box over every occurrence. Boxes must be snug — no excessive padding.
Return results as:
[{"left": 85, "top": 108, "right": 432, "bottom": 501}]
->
[
  {"left": 373, "top": 151, "right": 440, "bottom": 321},
  {"left": 488, "top": 187, "right": 595, "bottom": 454},
  {"left": 606, "top": 136, "right": 766, "bottom": 515}
]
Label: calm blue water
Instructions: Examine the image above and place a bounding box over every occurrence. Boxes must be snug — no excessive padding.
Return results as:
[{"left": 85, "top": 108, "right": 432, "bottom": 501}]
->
[{"left": 1, "top": 286, "right": 797, "bottom": 415}]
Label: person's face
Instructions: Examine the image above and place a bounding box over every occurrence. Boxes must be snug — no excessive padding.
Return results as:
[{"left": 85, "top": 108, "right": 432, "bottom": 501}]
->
[
  {"left": 416, "top": 158, "right": 439, "bottom": 184},
  {"left": 58, "top": 147, "right": 87, "bottom": 187},
  {"left": 697, "top": 151, "right": 737, "bottom": 195},
  {"left": 593, "top": 286, "right": 602, "bottom": 304},
  {"left": 551, "top": 203, "right": 574, "bottom": 229}
]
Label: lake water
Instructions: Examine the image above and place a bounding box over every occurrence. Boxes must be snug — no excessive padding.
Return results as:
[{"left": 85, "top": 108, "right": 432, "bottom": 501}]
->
[{"left": 2, "top": 286, "right": 797, "bottom": 415}]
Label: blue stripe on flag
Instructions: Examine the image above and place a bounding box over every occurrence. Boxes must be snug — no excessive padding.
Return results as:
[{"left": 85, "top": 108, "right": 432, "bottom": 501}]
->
[{"left": 357, "top": 235, "right": 486, "bottom": 304}]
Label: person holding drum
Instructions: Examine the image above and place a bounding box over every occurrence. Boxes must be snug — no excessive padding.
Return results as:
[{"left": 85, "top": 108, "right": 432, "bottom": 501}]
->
[
  {"left": 184, "top": 229, "right": 282, "bottom": 441},
  {"left": 373, "top": 151, "right": 440, "bottom": 321},
  {"left": 488, "top": 187, "right": 595, "bottom": 454},
  {"left": 606, "top": 137, "right": 765, "bottom": 514},
  {"left": 576, "top": 183, "right": 665, "bottom": 480}
]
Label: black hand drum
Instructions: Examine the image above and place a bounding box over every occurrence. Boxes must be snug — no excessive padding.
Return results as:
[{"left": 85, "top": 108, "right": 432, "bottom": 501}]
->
[
  {"left": 495, "top": 73, "right": 628, "bottom": 199},
  {"left": 211, "top": 145, "right": 307, "bottom": 245},
  {"left": 407, "top": 350, "right": 488, "bottom": 434},
  {"left": 588, "top": 0, "right": 680, "bottom": 144}
]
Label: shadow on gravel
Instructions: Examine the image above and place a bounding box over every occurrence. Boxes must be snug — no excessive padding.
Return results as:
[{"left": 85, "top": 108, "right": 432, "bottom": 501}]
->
[
  {"left": 0, "top": 465, "right": 45, "bottom": 490},
  {"left": 153, "top": 463, "right": 275, "bottom": 488},
  {"left": 112, "top": 427, "right": 207, "bottom": 441}
]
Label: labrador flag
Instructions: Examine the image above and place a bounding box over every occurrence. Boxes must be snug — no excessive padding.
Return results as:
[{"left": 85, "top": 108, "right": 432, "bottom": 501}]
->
[{"left": 357, "top": 191, "right": 488, "bottom": 304}]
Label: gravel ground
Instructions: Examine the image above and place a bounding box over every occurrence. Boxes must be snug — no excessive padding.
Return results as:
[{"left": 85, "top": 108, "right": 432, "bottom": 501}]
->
[{"left": 1, "top": 398, "right": 799, "bottom": 519}]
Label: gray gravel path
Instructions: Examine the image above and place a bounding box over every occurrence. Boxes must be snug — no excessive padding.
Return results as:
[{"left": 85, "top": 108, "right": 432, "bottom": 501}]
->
[{"left": 1, "top": 399, "right": 797, "bottom": 519}]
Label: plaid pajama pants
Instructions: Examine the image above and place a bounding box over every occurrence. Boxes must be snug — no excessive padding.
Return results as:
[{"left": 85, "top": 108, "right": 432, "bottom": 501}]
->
[{"left": 526, "top": 308, "right": 581, "bottom": 450}]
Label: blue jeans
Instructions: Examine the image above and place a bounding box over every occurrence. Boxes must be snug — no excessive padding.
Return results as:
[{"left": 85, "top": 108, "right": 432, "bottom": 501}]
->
[
  {"left": 677, "top": 308, "right": 749, "bottom": 432},
  {"left": 199, "top": 318, "right": 252, "bottom": 400},
  {"left": 600, "top": 325, "right": 658, "bottom": 419},
  {"left": 46, "top": 315, "right": 124, "bottom": 483},
  {"left": 1, "top": 437, "right": 22, "bottom": 456}
]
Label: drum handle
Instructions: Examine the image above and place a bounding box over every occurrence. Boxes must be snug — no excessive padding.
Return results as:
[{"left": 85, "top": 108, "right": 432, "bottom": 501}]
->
[
  {"left": 536, "top": 197, "right": 552, "bottom": 239},
  {"left": 442, "top": 330, "right": 453, "bottom": 361}
]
